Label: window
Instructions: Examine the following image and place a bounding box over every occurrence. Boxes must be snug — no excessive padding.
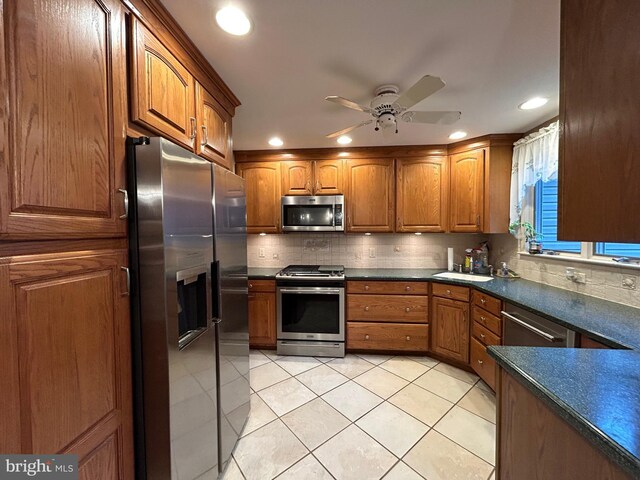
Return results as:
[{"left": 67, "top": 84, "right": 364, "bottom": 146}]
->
[
  {"left": 532, "top": 179, "right": 640, "bottom": 261},
  {"left": 534, "top": 179, "right": 580, "bottom": 253}
]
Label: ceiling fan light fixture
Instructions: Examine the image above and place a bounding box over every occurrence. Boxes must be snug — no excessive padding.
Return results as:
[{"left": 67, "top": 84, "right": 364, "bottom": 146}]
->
[
  {"left": 449, "top": 131, "right": 467, "bottom": 140},
  {"left": 215, "top": 6, "right": 251, "bottom": 36},
  {"left": 268, "top": 137, "right": 283, "bottom": 147},
  {"left": 336, "top": 135, "right": 352, "bottom": 145},
  {"left": 519, "top": 97, "right": 548, "bottom": 110}
]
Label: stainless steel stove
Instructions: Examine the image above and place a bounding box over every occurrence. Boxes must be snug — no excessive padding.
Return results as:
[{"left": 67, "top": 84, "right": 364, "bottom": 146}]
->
[{"left": 276, "top": 265, "right": 345, "bottom": 357}]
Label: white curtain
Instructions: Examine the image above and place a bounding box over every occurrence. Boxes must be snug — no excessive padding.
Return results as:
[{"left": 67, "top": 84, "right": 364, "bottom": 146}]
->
[{"left": 509, "top": 120, "right": 559, "bottom": 229}]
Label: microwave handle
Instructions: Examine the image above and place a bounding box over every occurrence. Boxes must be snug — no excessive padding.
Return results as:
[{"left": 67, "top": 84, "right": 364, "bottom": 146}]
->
[{"left": 212, "top": 260, "right": 222, "bottom": 323}]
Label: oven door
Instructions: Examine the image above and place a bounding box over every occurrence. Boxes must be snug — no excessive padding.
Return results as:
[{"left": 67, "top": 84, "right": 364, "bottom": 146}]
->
[{"left": 277, "top": 286, "right": 345, "bottom": 341}]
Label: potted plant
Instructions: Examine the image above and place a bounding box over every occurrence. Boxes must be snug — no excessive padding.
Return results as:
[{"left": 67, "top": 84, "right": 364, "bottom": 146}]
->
[{"left": 509, "top": 221, "right": 544, "bottom": 254}]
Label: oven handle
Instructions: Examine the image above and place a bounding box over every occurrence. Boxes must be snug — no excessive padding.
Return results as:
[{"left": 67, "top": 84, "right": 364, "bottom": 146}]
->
[
  {"left": 279, "top": 287, "right": 342, "bottom": 294},
  {"left": 501, "top": 311, "right": 561, "bottom": 342}
]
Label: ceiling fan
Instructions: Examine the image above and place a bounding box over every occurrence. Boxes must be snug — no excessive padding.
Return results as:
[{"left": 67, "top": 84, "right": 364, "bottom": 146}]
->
[{"left": 325, "top": 75, "right": 461, "bottom": 138}]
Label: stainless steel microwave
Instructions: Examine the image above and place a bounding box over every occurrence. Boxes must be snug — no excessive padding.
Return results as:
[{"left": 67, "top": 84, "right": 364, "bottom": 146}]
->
[{"left": 281, "top": 195, "right": 344, "bottom": 232}]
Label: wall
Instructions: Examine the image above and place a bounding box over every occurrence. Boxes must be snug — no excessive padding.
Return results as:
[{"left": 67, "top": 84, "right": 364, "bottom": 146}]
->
[
  {"left": 248, "top": 233, "right": 488, "bottom": 269},
  {"left": 491, "top": 234, "right": 640, "bottom": 308}
]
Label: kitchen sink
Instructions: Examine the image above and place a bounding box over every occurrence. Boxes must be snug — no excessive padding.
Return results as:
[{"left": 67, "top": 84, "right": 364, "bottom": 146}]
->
[{"left": 433, "top": 272, "right": 494, "bottom": 282}]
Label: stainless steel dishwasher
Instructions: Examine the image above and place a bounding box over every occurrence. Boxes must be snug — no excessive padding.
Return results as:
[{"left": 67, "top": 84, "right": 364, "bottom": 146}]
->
[{"left": 502, "top": 303, "right": 576, "bottom": 347}]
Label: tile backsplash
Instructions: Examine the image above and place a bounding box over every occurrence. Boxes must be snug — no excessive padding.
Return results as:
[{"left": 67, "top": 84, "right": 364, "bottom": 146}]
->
[
  {"left": 248, "top": 233, "right": 489, "bottom": 269},
  {"left": 491, "top": 234, "right": 640, "bottom": 308}
]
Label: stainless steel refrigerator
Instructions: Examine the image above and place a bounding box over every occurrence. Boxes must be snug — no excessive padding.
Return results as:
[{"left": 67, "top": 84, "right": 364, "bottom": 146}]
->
[{"left": 126, "top": 136, "right": 249, "bottom": 479}]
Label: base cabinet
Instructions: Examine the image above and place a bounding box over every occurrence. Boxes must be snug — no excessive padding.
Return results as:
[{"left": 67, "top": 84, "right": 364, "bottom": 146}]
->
[
  {"left": 0, "top": 249, "right": 133, "bottom": 478},
  {"left": 347, "top": 323, "right": 429, "bottom": 352},
  {"left": 248, "top": 280, "right": 276, "bottom": 348},
  {"left": 431, "top": 296, "right": 470, "bottom": 363}
]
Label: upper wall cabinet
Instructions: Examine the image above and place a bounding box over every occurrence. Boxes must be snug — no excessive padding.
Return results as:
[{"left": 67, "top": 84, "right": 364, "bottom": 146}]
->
[
  {"left": 196, "top": 82, "right": 232, "bottom": 169},
  {"left": 0, "top": 0, "right": 128, "bottom": 239},
  {"left": 396, "top": 157, "right": 448, "bottom": 232},
  {"left": 130, "top": 18, "right": 196, "bottom": 150},
  {"left": 281, "top": 161, "right": 313, "bottom": 196},
  {"left": 236, "top": 162, "right": 281, "bottom": 233},
  {"left": 449, "top": 149, "right": 485, "bottom": 233},
  {"left": 558, "top": 0, "right": 640, "bottom": 242},
  {"left": 314, "top": 159, "right": 344, "bottom": 195},
  {"left": 346, "top": 159, "right": 395, "bottom": 232}
]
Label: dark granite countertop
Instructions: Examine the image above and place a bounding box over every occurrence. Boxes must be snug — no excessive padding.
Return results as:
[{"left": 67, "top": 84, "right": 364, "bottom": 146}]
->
[
  {"left": 247, "top": 267, "right": 282, "bottom": 279},
  {"left": 488, "top": 346, "right": 640, "bottom": 477}
]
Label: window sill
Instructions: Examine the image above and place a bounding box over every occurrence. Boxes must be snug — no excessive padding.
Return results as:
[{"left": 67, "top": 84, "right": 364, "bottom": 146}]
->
[{"left": 517, "top": 251, "right": 640, "bottom": 271}]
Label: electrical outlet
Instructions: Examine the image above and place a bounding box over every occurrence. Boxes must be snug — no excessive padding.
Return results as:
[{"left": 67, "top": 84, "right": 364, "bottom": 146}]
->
[
  {"left": 394, "top": 245, "right": 401, "bottom": 253},
  {"left": 258, "top": 248, "right": 265, "bottom": 258},
  {"left": 574, "top": 272, "right": 587, "bottom": 284},
  {"left": 355, "top": 252, "right": 362, "bottom": 260},
  {"left": 369, "top": 247, "right": 376, "bottom": 258},
  {"left": 272, "top": 253, "right": 279, "bottom": 260},
  {"left": 622, "top": 276, "right": 637, "bottom": 290}
]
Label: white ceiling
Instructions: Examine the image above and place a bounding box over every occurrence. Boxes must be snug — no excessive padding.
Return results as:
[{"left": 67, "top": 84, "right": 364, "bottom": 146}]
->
[{"left": 161, "top": 0, "right": 560, "bottom": 150}]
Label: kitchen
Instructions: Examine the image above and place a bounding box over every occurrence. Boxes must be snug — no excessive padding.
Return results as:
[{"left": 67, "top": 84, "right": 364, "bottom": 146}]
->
[{"left": 1, "top": 1, "right": 639, "bottom": 480}]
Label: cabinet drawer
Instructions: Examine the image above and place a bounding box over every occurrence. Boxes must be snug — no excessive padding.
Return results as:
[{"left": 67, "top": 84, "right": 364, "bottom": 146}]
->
[
  {"left": 347, "top": 295, "right": 428, "bottom": 323},
  {"left": 347, "top": 322, "right": 429, "bottom": 352},
  {"left": 472, "top": 305, "right": 502, "bottom": 337},
  {"left": 472, "top": 291, "right": 502, "bottom": 317},
  {"left": 432, "top": 283, "right": 470, "bottom": 301},
  {"left": 471, "top": 337, "right": 496, "bottom": 390},
  {"left": 347, "top": 281, "right": 428, "bottom": 295},
  {"left": 248, "top": 279, "right": 276, "bottom": 293},
  {"left": 472, "top": 321, "right": 501, "bottom": 346}
]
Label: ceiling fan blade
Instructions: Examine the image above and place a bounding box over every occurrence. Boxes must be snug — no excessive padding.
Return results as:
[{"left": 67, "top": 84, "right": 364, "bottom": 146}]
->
[
  {"left": 401, "top": 110, "right": 461, "bottom": 125},
  {"left": 394, "top": 75, "right": 446, "bottom": 110},
  {"left": 325, "top": 120, "right": 373, "bottom": 138},
  {"left": 325, "top": 96, "right": 373, "bottom": 113}
]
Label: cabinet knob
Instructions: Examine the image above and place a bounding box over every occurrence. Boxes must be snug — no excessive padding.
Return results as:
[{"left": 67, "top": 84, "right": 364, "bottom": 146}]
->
[
  {"left": 364, "top": 306, "right": 370, "bottom": 311},
  {"left": 364, "top": 285, "right": 370, "bottom": 290},
  {"left": 406, "top": 336, "right": 411, "bottom": 341},
  {"left": 480, "top": 316, "right": 486, "bottom": 322},
  {"left": 446, "top": 289, "right": 452, "bottom": 295},
  {"left": 405, "top": 286, "right": 411, "bottom": 291},
  {"left": 249, "top": 283, "right": 253, "bottom": 288},
  {"left": 480, "top": 298, "right": 487, "bottom": 304},
  {"left": 365, "top": 334, "right": 370, "bottom": 340},
  {"left": 478, "top": 359, "right": 484, "bottom": 365},
  {"left": 405, "top": 307, "right": 411, "bottom": 312},
  {"left": 480, "top": 333, "right": 486, "bottom": 339}
]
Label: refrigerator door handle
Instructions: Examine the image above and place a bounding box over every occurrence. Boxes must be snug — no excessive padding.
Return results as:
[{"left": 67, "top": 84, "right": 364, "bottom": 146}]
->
[{"left": 212, "top": 260, "right": 222, "bottom": 323}]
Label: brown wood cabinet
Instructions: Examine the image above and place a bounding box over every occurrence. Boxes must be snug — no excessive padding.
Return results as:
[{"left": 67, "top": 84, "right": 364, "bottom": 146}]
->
[
  {"left": 497, "top": 370, "right": 632, "bottom": 479},
  {"left": 347, "top": 323, "right": 429, "bottom": 352},
  {"left": 0, "top": 249, "right": 133, "bottom": 478},
  {"left": 345, "top": 158, "right": 395, "bottom": 232},
  {"left": 396, "top": 157, "right": 448, "bottom": 232},
  {"left": 281, "top": 161, "right": 313, "bottom": 195},
  {"left": 470, "top": 291, "right": 502, "bottom": 389},
  {"left": 130, "top": 17, "right": 196, "bottom": 150},
  {"left": 431, "top": 296, "right": 470, "bottom": 363},
  {"left": 579, "top": 335, "right": 611, "bottom": 349},
  {"left": 559, "top": 0, "right": 640, "bottom": 243},
  {"left": 0, "top": 0, "right": 128, "bottom": 240},
  {"left": 236, "top": 162, "right": 282, "bottom": 233},
  {"left": 449, "top": 149, "right": 485, "bottom": 232},
  {"left": 248, "top": 280, "right": 276, "bottom": 348},
  {"left": 314, "top": 159, "right": 344, "bottom": 194},
  {"left": 281, "top": 159, "right": 344, "bottom": 196},
  {"left": 347, "top": 294, "right": 428, "bottom": 323},
  {"left": 196, "top": 82, "right": 232, "bottom": 169}
]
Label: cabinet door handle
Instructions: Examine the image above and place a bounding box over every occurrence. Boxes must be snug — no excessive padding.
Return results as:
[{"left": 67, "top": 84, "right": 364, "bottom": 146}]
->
[
  {"left": 121, "top": 266, "right": 130, "bottom": 296},
  {"left": 348, "top": 216, "right": 352, "bottom": 228},
  {"left": 480, "top": 333, "right": 486, "bottom": 339},
  {"left": 316, "top": 181, "right": 321, "bottom": 191},
  {"left": 189, "top": 117, "right": 197, "bottom": 140},
  {"left": 446, "top": 289, "right": 452, "bottom": 295},
  {"left": 480, "top": 315, "right": 486, "bottom": 322},
  {"left": 306, "top": 181, "right": 312, "bottom": 192},
  {"left": 248, "top": 294, "right": 256, "bottom": 299},
  {"left": 201, "top": 125, "right": 208, "bottom": 146},
  {"left": 405, "top": 307, "right": 411, "bottom": 312},
  {"left": 476, "top": 215, "right": 481, "bottom": 227},
  {"left": 117, "top": 188, "right": 128, "bottom": 219},
  {"left": 249, "top": 283, "right": 253, "bottom": 289}
]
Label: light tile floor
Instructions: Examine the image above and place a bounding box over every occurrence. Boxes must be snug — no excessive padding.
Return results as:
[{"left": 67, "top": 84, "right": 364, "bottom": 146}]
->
[{"left": 224, "top": 351, "right": 496, "bottom": 480}]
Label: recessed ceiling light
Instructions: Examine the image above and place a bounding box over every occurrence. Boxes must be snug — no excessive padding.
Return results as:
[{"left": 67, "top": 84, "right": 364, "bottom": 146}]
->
[
  {"left": 414, "top": 232, "right": 422, "bottom": 235},
  {"left": 449, "top": 131, "right": 467, "bottom": 140},
  {"left": 268, "top": 137, "right": 283, "bottom": 147},
  {"left": 215, "top": 6, "right": 251, "bottom": 36},
  {"left": 337, "top": 135, "right": 352, "bottom": 145},
  {"left": 364, "top": 233, "right": 372, "bottom": 236},
  {"left": 259, "top": 232, "right": 267, "bottom": 236},
  {"left": 519, "top": 97, "right": 548, "bottom": 110}
]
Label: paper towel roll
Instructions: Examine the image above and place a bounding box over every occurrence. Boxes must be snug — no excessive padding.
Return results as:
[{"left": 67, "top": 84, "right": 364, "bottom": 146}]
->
[{"left": 447, "top": 248, "right": 454, "bottom": 271}]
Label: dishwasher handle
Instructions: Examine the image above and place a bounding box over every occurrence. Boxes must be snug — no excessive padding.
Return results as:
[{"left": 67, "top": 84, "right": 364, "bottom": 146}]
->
[{"left": 501, "top": 311, "right": 562, "bottom": 343}]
